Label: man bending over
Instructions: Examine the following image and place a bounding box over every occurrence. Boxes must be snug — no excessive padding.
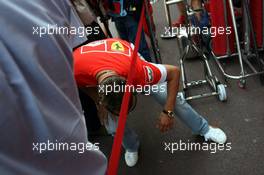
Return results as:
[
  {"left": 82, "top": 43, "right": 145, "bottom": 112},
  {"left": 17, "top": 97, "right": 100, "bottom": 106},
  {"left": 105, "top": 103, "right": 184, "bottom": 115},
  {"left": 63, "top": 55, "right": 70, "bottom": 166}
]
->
[{"left": 73, "top": 38, "right": 227, "bottom": 167}]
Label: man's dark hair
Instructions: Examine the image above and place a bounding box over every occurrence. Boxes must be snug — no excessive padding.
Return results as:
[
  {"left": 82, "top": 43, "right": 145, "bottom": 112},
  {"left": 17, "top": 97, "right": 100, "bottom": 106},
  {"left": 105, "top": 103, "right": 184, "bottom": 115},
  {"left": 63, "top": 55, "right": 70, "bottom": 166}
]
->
[
  {"left": 98, "top": 75, "right": 137, "bottom": 115},
  {"left": 98, "top": 75, "right": 126, "bottom": 115}
]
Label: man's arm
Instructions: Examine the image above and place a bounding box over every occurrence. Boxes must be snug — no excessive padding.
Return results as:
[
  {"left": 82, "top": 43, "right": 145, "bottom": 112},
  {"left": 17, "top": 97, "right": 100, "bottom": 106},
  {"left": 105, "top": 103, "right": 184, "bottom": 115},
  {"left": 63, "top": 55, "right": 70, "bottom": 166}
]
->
[
  {"left": 157, "top": 64, "right": 180, "bottom": 132},
  {"left": 80, "top": 87, "right": 109, "bottom": 124},
  {"left": 164, "top": 64, "right": 180, "bottom": 111}
]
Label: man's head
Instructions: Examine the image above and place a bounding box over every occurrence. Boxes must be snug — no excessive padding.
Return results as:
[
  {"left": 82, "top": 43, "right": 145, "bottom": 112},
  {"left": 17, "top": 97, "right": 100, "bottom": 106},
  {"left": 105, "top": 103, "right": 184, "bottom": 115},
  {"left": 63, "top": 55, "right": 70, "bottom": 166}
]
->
[{"left": 98, "top": 74, "right": 136, "bottom": 116}]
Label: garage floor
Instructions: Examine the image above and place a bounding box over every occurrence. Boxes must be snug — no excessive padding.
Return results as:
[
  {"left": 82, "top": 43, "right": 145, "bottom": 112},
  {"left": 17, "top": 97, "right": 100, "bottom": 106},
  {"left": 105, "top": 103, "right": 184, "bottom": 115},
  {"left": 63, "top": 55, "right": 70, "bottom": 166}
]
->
[{"left": 90, "top": 1, "right": 264, "bottom": 174}]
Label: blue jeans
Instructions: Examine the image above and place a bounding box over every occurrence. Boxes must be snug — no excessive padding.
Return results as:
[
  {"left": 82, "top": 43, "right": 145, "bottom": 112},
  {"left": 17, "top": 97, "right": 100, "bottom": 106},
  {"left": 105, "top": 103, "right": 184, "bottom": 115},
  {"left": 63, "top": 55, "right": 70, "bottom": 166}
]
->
[
  {"left": 113, "top": 15, "right": 152, "bottom": 62},
  {"left": 104, "top": 83, "right": 209, "bottom": 152},
  {"left": 105, "top": 114, "right": 140, "bottom": 152}
]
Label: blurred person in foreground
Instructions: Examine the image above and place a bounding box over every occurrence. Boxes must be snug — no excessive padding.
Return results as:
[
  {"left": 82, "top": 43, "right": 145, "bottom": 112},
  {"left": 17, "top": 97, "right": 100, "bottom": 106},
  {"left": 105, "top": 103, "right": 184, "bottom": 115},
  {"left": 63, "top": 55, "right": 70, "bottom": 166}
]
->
[{"left": 0, "top": 0, "right": 106, "bottom": 174}]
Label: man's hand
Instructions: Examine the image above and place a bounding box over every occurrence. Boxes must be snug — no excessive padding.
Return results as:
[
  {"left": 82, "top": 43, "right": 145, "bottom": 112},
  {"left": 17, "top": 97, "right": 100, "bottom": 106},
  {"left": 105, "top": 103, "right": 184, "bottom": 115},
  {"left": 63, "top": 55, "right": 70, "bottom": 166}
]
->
[{"left": 156, "top": 112, "right": 174, "bottom": 132}]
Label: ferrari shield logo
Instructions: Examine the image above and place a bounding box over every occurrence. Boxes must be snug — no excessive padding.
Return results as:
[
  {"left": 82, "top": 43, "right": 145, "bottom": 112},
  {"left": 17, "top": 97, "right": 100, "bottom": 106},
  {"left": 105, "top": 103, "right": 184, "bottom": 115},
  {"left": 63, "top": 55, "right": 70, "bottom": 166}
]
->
[{"left": 111, "top": 41, "right": 125, "bottom": 52}]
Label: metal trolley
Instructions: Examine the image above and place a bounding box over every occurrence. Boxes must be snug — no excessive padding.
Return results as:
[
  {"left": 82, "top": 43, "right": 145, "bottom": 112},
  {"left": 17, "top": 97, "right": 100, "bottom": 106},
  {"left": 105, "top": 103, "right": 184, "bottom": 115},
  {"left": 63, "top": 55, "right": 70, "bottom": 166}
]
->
[
  {"left": 162, "top": 0, "right": 227, "bottom": 101},
  {"left": 210, "top": 0, "right": 264, "bottom": 88}
]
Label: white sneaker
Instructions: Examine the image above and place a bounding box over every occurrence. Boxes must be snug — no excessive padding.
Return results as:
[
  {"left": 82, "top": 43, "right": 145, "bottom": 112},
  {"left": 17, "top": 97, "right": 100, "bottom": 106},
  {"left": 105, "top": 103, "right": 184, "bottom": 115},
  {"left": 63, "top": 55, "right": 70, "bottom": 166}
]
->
[
  {"left": 124, "top": 151, "right": 138, "bottom": 167},
  {"left": 203, "top": 126, "right": 227, "bottom": 144}
]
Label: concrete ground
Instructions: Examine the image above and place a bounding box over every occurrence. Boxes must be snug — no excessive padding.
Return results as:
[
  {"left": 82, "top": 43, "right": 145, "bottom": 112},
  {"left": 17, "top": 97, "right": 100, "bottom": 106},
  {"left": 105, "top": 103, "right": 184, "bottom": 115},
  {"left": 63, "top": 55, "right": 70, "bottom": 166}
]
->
[{"left": 91, "top": 1, "right": 264, "bottom": 174}]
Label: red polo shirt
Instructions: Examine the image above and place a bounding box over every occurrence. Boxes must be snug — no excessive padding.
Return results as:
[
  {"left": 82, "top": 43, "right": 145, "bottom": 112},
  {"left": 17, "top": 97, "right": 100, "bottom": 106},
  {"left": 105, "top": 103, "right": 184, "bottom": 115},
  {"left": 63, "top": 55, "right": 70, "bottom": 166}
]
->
[{"left": 73, "top": 38, "right": 166, "bottom": 87}]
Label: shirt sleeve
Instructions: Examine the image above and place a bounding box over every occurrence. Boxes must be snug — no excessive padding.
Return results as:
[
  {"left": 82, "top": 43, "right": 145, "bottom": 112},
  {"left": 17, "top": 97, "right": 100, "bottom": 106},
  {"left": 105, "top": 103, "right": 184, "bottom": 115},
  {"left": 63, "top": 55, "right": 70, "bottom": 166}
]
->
[
  {"left": 149, "top": 62, "right": 167, "bottom": 84},
  {"left": 140, "top": 61, "right": 167, "bottom": 85}
]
